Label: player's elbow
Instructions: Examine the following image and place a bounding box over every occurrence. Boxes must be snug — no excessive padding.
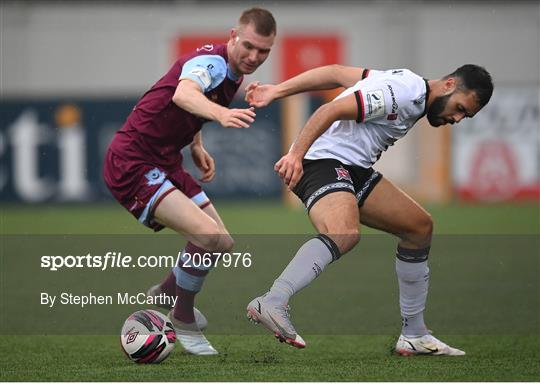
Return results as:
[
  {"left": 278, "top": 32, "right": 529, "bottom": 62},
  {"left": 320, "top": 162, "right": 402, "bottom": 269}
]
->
[
  {"left": 325, "top": 64, "right": 344, "bottom": 75},
  {"left": 315, "top": 102, "right": 339, "bottom": 123},
  {"left": 172, "top": 81, "right": 199, "bottom": 109},
  {"left": 316, "top": 98, "right": 354, "bottom": 123}
]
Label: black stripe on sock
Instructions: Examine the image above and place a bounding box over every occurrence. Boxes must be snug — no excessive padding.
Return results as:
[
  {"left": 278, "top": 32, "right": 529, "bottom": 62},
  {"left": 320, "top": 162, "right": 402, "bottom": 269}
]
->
[
  {"left": 396, "top": 246, "right": 430, "bottom": 263},
  {"left": 316, "top": 234, "right": 342, "bottom": 262}
]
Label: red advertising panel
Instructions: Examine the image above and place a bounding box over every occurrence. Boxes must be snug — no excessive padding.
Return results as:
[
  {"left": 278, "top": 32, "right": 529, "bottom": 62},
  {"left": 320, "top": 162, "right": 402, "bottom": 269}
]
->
[
  {"left": 174, "top": 34, "right": 229, "bottom": 59},
  {"left": 280, "top": 35, "right": 342, "bottom": 81}
]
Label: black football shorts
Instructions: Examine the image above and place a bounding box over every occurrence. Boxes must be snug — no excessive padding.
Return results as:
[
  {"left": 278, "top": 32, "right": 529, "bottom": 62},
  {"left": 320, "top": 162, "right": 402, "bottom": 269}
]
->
[{"left": 292, "top": 158, "right": 383, "bottom": 212}]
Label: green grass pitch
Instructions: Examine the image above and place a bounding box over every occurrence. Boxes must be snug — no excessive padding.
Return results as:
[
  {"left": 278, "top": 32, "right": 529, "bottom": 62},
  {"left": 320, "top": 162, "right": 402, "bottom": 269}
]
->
[{"left": 1, "top": 201, "right": 539, "bottom": 381}]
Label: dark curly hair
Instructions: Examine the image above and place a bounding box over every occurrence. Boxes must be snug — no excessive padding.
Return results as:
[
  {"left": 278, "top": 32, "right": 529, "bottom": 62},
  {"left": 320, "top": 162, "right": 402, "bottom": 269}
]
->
[{"left": 445, "top": 64, "right": 494, "bottom": 108}]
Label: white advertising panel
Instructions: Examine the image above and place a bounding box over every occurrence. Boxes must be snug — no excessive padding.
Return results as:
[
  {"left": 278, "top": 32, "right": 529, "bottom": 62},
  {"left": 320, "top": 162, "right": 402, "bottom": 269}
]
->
[{"left": 453, "top": 87, "right": 539, "bottom": 201}]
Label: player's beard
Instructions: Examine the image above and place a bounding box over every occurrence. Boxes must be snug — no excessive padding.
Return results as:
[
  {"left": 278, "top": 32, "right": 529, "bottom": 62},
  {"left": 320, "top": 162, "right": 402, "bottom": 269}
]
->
[{"left": 426, "top": 93, "right": 451, "bottom": 127}]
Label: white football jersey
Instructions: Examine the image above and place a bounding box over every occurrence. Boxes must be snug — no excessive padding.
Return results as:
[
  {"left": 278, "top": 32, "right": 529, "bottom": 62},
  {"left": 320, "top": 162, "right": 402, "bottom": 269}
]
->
[{"left": 305, "top": 68, "right": 429, "bottom": 168}]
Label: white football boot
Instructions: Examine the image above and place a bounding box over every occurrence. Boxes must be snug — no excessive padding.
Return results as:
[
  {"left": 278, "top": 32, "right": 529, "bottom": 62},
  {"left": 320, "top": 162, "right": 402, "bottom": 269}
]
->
[
  {"left": 146, "top": 284, "right": 208, "bottom": 330},
  {"left": 246, "top": 295, "right": 306, "bottom": 348},
  {"left": 167, "top": 311, "right": 218, "bottom": 355},
  {"left": 395, "top": 334, "right": 466, "bottom": 356}
]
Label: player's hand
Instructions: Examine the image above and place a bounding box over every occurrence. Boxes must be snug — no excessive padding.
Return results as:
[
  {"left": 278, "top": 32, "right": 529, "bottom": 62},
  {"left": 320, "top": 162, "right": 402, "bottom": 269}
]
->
[
  {"left": 245, "top": 82, "right": 277, "bottom": 108},
  {"left": 191, "top": 144, "right": 215, "bottom": 182},
  {"left": 274, "top": 152, "right": 304, "bottom": 190},
  {"left": 218, "top": 107, "right": 256, "bottom": 128}
]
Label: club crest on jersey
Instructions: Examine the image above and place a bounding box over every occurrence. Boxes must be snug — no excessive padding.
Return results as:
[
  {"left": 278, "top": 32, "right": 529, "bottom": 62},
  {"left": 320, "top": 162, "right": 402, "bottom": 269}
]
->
[
  {"left": 196, "top": 44, "right": 214, "bottom": 52},
  {"left": 335, "top": 167, "right": 352, "bottom": 182},
  {"left": 414, "top": 94, "right": 426, "bottom": 105},
  {"left": 145, "top": 168, "right": 166, "bottom": 186}
]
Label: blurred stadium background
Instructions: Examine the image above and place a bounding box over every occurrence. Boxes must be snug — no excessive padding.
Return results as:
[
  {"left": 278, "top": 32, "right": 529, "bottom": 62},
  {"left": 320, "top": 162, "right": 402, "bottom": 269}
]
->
[{"left": 1, "top": 0, "right": 538, "bottom": 219}]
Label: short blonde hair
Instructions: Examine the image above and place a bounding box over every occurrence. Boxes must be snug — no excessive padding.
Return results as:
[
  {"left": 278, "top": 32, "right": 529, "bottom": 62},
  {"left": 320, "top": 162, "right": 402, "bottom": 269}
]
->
[{"left": 239, "top": 7, "right": 276, "bottom": 36}]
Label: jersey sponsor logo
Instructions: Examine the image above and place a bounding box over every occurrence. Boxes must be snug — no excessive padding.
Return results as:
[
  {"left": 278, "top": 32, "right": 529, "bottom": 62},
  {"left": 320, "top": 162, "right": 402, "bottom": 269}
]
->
[
  {"left": 196, "top": 44, "right": 214, "bottom": 52},
  {"left": 387, "top": 84, "right": 398, "bottom": 112},
  {"left": 387, "top": 84, "right": 399, "bottom": 120},
  {"left": 335, "top": 166, "right": 352, "bottom": 182},
  {"left": 145, "top": 168, "right": 166, "bottom": 186},
  {"left": 188, "top": 67, "right": 212, "bottom": 88},
  {"left": 365, "top": 89, "right": 385, "bottom": 120}
]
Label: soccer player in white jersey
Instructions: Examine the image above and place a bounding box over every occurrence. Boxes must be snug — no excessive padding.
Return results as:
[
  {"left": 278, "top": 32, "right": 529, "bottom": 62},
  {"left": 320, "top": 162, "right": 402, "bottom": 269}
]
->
[{"left": 244, "top": 64, "right": 493, "bottom": 355}]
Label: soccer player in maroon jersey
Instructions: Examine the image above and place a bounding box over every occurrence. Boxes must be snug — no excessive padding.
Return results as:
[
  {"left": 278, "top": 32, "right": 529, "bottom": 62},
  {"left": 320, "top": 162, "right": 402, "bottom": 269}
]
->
[{"left": 103, "top": 8, "right": 276, "bottom": 355}]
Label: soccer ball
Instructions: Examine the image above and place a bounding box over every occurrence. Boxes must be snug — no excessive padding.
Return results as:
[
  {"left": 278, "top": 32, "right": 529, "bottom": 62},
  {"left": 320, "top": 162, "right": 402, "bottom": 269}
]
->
[{"left": 120, "top": 309, "right": 176, "bottom": 363}]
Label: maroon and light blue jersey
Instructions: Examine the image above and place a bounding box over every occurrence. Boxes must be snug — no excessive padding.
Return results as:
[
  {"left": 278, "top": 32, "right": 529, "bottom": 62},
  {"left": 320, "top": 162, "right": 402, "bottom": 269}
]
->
[{"left": 109, "top": 44, "right": 243, "bottom": 169}]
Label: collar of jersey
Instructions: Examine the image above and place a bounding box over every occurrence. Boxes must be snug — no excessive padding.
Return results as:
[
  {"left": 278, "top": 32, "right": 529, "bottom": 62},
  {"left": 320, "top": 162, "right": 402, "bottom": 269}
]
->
[
  {"left": 422, "top": 78, "right": 430, "bottom": 117},
  {"left": 227, "top": 64, "right": 242, "bottom": 82}
]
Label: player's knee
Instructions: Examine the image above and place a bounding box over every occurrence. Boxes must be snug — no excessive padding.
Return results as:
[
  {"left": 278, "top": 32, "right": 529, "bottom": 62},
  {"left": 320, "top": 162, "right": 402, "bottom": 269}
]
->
[
  {"left": 198, "top": 235, "right": 222, "bottom": 252},
  {"left": 405, "top": 213, "right": 433, "bottom": 247},
  {"left": 201, "top": 236, "right": 221, "bottom": 252},
  {"left": 201, "top": 231, "right": 234, "bottom": 253},
  {"left": 326, "top": 228, "right": 360, "bottom": 254},
  {"left": 417, "top": 213, "right": 433, "bottom": 240},
  {"left": 342, "top": 230, "right": 361, "bottom": 254},
  {"left": 218, "top": 233, "right": 234, "bottom": 253}
]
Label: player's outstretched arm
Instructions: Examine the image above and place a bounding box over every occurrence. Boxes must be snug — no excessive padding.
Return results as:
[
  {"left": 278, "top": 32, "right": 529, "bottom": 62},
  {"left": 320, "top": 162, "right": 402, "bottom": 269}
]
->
[
  {"left": 173, "top": 79, "right": 256, "bottom": 128},
  {"left": 246, "top": 65, "right": 364, "bottom": 108},
  {"left": 275, "top": 93, "right": 358, "bottom": 190}
]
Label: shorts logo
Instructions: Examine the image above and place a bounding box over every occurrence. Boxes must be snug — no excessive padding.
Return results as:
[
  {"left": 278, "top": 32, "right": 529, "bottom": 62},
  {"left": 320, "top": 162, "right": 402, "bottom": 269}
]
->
[
  {"left": 335, "top": 167, "right": 352, "bottom": 182},
  {"left": 128, "top": 201, "right": 139, "bottom": 212},
  {"left": 145, "top": 168, "right": 166, "bottom": 186}
]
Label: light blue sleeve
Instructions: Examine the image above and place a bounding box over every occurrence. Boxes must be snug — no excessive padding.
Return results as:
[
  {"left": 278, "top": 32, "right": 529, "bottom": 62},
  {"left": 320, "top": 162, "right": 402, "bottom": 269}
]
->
[{"left": 179, "top": 55, "right": 227, "bottom": 93}]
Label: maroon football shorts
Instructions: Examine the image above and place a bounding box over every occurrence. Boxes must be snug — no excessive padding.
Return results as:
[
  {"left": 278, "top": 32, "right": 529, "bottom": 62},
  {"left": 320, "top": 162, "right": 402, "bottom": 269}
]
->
[{"left": 103, "top": 149, "right": 210, "bottom": 231}]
